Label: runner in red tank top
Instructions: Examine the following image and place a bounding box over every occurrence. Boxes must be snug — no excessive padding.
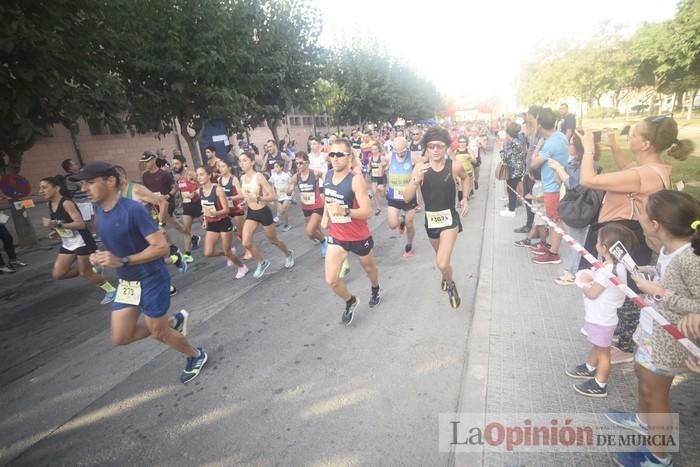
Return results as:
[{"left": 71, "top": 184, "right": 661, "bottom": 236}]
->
[
  {"left": 288, "top": 151, "right": 327, "bottom": 257},
  {"left": 321, "top": 138, "right": 381, "bottom": 326}
]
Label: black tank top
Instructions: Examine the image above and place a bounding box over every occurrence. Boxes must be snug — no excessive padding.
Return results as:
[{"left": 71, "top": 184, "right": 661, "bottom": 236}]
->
[
  {"left": 422, "top": 159, "right": 455, "bottom": 212},
  {"left": 49, "top": 197, "right": 95, "bottom": 246}
]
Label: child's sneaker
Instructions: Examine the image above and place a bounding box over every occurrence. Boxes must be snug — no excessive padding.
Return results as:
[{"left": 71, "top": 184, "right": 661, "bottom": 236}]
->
[
  {"left": 530, "top": 243, "right": 550, "bottom": 255},
  {"left": 613, "top": 448, "right": 673, "bottom": 466},
  {"left": 605, "top": 408, "right": 649, "bottom": 436},
  {"left": 565, "top": 363, "right": 596, "bottom": 379},
  {"left": 513, "top": 238, "right": 533, "bottom": 248},
  {"left": 573, "top": 379, "right": 607, "bottom": 398}
]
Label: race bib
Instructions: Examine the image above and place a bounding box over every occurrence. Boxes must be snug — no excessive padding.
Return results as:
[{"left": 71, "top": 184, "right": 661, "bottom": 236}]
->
[
  {"left": 328, "top": 202, "right": 351, "bottom": 224},
  {"left": 226, "top": 197, "right": 234, "bottom": 208},
  {"left": 182, "top": 196, "right": 192, "bottom": 204},
  {"left": 426, "top": 209, "right": 452, "bottom": 229},
  {"left": 301, "top": 191, "right": 315, "bottom": 205},
  {"left": 202, "top": 204, "right": 217, "bottom": 217},
  {"left": 371, "top": 168, "right": 381, "bottom": 177},
  {"left": 55, "top": 228, "right": 75, "bottom": 238},
  {"left": 116, "top": 280, "right": 142, "bottom": 306},
  {"left": 393, "top": 187, "right": 404, "bottom": 200}
]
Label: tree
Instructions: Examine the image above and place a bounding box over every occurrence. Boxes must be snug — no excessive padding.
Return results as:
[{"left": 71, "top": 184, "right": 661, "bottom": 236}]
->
[
  {"left": 247, "top": 0, "right": 324, "bottom": 144},
  {"left": 0, "top": 1, "right": 125, "bottom": 246},
  {"left": 109, "top": 0, "right": 264, "bottom": 167}
]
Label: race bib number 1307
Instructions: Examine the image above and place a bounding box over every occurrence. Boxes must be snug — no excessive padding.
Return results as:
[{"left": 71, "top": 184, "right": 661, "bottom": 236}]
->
[{"left": 426, "top": 209, "right": 452, "bottom": 229}]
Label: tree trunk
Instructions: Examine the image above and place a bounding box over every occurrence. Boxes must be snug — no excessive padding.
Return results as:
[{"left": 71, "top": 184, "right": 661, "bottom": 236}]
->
[
  {"left": 178, "top": 117, "right": 202, "bottom": 168},
  {"left": 9, "top": 202, "right": 38, "bottom": 249},
  {"left": 312, "top": 114, "right": 317, "bottom": 137},
  {"left": 68, "top": 122, "right": 85, "bottom": 167},
  {"left": 267, "top": 118, "right": 280, "bottom": 145},
  {"left": 688, "top": 89, "right": 697, "bottom": 120}
]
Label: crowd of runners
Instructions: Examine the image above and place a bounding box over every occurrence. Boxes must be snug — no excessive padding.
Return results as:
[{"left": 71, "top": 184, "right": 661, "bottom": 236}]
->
[{"left": 22, "top": 124, "right": 490, "bottom": 384}]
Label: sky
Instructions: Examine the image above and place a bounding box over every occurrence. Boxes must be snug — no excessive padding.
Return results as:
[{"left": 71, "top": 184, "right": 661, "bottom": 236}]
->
[{"left": 315, "top": 0, "right": 678, "bottom": 109}]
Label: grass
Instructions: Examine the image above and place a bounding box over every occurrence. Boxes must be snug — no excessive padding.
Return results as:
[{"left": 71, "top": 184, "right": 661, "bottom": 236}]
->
[{"left": 598, "top": 147, "right": 700, "bottom": 200}]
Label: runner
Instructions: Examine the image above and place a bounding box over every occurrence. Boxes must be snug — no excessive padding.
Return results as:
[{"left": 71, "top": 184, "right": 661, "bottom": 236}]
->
[
  {"left": 196, "top": 165, "right": 247, "bottom": 279},
  {"left": 216, "top": 159, "right": 251, "bottom": 259},
  {"left": 385, "top": 136, "right": 419, "bottom": 257},
  {"left": 172, "top": 155, "right": 201, "bottom": 263},
  {"left": 113, "top": 166, "right": 187, "bottom": 297},
  {"left": 402, "top": 126, "right": 471, "bottom": 309},
  {"left": 288, "top": 152, "right": 327, "bottom": 256},
  {"left": 238, "top": 151, "right": 295, "bottom": 278},
  {"left": 269, "top": 161, "right": 292, "bottom": 231},
  {"left": 369, "top": 142, "right": 387, "bottom": 216},
  {"left": 467, "top": 126, "right": 483, "bottom": 190},
  {"left": 39, "top": 175, "right": 116, "bottom": 304},
  {"left": 453, "top": 135, "right": 475, "bottom": 202},
  {"left": 73, "top": 161, "right": 208, "bottom": 384},
  {"left": 308, "top": 136, "right": 328, "bottom": 178},
  {"left": 321, "top": 138, "right": 381, "bottom": 326},
  {"left": 139, "top": 151, "right": 185, "bottom": 235}
]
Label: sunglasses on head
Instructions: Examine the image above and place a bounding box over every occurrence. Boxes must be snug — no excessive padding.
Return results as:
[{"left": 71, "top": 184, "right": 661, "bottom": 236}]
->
[
  {"left": 649, "top": 115, "right": 669, "bottom": 143},
  {"left": 328, "top": 151, "right": 349, "bottom": 158}
]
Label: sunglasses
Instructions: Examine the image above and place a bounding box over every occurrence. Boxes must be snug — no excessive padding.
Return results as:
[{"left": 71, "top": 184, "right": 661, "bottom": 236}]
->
[
  {"left": 295, "top": 161, "right": 306, "bottom": 165},
  {"left": 328, "top": 152, "right": 349, "bottom": 158},
  {"left": 649, "top": 115, "right": 668, "bottom": 144},
  {"left": 427, "top": 142, "right": 446, "bottom": 150}
]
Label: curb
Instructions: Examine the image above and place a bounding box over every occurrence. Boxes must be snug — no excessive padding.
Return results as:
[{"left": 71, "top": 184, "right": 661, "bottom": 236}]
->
[{"left": 450, "top": 148, "right": 496, "bottom": 467}]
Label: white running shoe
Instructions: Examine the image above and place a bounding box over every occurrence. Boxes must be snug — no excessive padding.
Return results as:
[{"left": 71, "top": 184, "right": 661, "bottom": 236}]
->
[{"left": 235, "top": 264, "right": 248, "bottom": 279}]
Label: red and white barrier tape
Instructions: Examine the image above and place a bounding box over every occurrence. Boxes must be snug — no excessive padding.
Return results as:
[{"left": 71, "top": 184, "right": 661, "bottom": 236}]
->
[{"left": 504, "top": 183, "right": 700, "bottom": 359}]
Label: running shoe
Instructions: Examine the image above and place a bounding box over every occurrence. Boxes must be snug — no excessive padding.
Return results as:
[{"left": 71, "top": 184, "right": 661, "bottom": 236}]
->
[
  {"left": 513, "top": 238, "right": 534, "bottom": 248},
  {"left": 415, "top": 204, "right": 422, "bottom": 212},
  {"left": 374, "top": 208, "right": 381, "bottom": 216},
  {"left": 181, "top": 348, "right": 208, "bottom": 384},
  {"left": 605, "top": 408, "right": 649, "bottom": 436},
  {"left": 235, "top": 264, "right": 248, "bottom": 279},
  {"left": 182, "top": 253, "right": 194, "bottom": 263},
  {"left": 513, "top": 225, "right": 530, "bottom": 234},
  {"left": 573, "top": 379, "right": 607, "bottom": 398},
  {"left": 273, "top": 214, "right": 281, "bottom": 224},
  {"left": 170, "top": 285, "right": 177, "bottom": 296},
  {"left": 448, "top": 281, "right": 461, "bottom": 309},
  {"left": 253, "top": 259, "right": 271, "bottom": 278},
  {"left": 0, "top": 265, "right": 17, "bottom": 274},
  {"left": 403, "top": 244, "right": 413, "bottom": 258},
  {"left": 554, "top": 271, "right": 576, "bottom": 286},
  {"left": 191, "top": 234, "right": 201, "bottom": 250},
  {"left": 441, "top": 278, "right": 449, "bottom": 292},
  {"left": 613, "top": 448, "right": 673, "bottom": 467},
  {"left": 173, "top": 309, "right": 189, "bottom": 336},
  {"left": 369, "top": 286, "right": 381, "bottom": 308},
  {"left": 320, "top": 238, "right": 327, "bottom": 258},
  {"left": 342, "top": 296, "right": 359, "bottom": 326},
  {"left": 100, "top": 289, "right": 117, "bottom": 305},
  {"left": 530, "top": 243, "right": 551, "bottom": 255},
  {"left": 9, "top": 260, "right": 27, "bottom": 268},
  {"left": 281, "top": 224, "right": 291, "bottom": 232},
  {"left": 174, "top": 252, "right": 188, "bottom": 273},
  {"left": 532, "top": 252, "right": 560, "bottom": 264},
  {"left": 284, "top": 250, "right": 295, "bottom": 268},
  {"left": 565, "top": 363, "right": 596, "bottom": 379},
  {"left": 339, "top": 259, "right": 350, "bottom": 279},
  {"left": 499, "top": 209, "right": 516, "bottom": 217}
]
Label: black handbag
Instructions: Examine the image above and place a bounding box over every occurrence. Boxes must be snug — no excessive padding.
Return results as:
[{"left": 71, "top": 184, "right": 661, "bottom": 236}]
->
[{"left": 559, "top": 186, "right": 605, "bottom": 228}]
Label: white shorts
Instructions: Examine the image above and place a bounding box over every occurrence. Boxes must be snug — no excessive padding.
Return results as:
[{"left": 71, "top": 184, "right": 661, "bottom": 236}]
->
[{"left": 76, "top": 202, "right": 94, "bottom": 220}]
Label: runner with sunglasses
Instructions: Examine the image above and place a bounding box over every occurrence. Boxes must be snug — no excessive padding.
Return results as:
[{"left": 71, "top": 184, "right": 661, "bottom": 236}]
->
[
  {"left": 288, "top": 152, "right": 327, "bottom": 257},
  {"left": 402, "top": 126, "right": 471, "bottom": 309},
  {"left": 321, "top": 139, "right": 381, "bottom": 325}
]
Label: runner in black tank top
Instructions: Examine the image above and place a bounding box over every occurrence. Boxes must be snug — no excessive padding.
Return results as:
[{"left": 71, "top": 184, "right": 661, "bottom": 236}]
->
[
  {"left": 39, "top": 175, "right": 117, "bottom": 305},
  {"left": 402, "top": 126, "right": 471, "bottom": 309}
]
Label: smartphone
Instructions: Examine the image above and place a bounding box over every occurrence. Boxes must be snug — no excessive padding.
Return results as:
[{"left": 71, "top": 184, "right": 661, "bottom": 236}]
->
[
  {"left": 620, "top": 125, "right": 630, "bottom": 136},
  {"left": 593, "top": 131, "right": 602, "bottom": 143}
]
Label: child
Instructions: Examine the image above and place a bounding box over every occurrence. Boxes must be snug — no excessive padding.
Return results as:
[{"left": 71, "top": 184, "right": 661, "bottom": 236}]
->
[
  {"left": 514, "top": 166, "right": 547, "bottom": 248},
  {"left": 607, "top": 190, "right": 700, "bottom": 467},
  {"left": 566, "top": 223, "right": 636, "bottom": 397},
  {"left": 269, "top": 162, "right": 292, "bottom": 232}
]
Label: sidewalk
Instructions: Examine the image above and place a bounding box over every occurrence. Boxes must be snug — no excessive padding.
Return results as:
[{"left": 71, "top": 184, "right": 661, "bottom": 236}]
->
[{"left": 460, "top": 168, "right": 700, "bottom": 465}]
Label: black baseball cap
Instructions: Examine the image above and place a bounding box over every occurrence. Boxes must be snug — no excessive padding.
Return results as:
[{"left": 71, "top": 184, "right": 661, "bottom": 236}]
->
[
  {"left": 139, "top": 151, "right": 157, "bottom": 162},
  {"left": 67, "top": 161, "right": 118, "bottom": 182}
]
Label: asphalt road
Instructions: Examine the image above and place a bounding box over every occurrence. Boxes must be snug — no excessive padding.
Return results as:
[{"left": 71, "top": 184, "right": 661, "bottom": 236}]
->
[{"left": 0, "top": 157, "right": 491, "bottom": 466}]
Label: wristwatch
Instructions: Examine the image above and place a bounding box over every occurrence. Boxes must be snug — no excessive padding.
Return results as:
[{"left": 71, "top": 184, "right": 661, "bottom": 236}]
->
[
  {"left": 120, "top": 256, "right": 130, "bottom": 266},
  {"left": 652, "top": 288, "right": 666, "bottom": 302},
  {"left": 159, "top": 222, "right": 166, "bottom": 227}
]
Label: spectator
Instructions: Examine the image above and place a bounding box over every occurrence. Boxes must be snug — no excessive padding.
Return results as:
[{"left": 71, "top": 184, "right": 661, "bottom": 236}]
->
[
  {"left": 499, "top": 122, "right": 526, "bottom": 217},
  {"left": 558, "top": 103, "right": 576, "bottom": 138},
  {"left": 0, "top": 222, "right": 28, "bottom": 273},
  {"left": 515, "top": 105, "right": 543, "bottom": 234},
  {"left": 578, "top": 115, "right": 695, "bottom": 364}
]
